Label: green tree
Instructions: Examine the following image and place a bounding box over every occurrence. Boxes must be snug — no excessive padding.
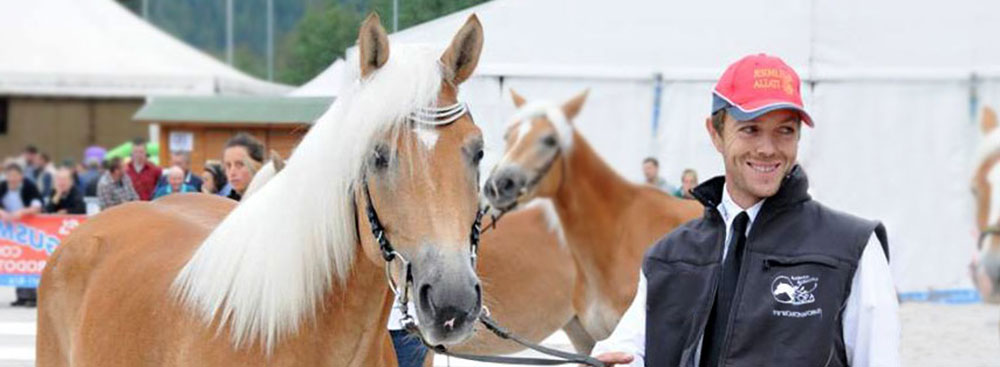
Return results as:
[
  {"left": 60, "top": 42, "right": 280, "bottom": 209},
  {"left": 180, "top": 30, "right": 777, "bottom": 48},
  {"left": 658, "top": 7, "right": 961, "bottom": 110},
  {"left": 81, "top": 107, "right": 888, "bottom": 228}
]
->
[
  {"left": 279, "top": 3, "right": 362, "bottom": 85},
  {"left": 280, "top": 0, "right": 490, "bottom": 85}
]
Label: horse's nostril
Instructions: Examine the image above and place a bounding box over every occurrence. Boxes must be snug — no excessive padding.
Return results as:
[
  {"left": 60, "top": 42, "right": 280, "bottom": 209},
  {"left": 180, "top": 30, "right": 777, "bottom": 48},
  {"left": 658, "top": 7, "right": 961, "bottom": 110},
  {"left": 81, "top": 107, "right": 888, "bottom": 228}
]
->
[
  {"left": 484, "top": 183, "right": 498, "bottom": 199},
  {"left": 419, "top": 283, "right": 434, "bottom": 316},
  {"left": 499, "top": 177, "right": 514, "bottom": 191}
]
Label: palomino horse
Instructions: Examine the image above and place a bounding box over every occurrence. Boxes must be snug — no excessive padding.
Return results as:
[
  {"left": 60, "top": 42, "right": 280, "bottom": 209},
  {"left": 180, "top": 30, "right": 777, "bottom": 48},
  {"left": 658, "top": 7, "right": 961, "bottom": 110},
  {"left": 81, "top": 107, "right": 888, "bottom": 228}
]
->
[
  {"left": 38, "top": 14, "right": 492, "bottom": 366},
  {"left": 484, "top": 90, "right": 704, "bottom": 351},
  {"left": 243, "top": 145, "right": 579, "bottom": 356},
  {"left": 970, "top": 106, "right": 1000, "bottom": 304}
]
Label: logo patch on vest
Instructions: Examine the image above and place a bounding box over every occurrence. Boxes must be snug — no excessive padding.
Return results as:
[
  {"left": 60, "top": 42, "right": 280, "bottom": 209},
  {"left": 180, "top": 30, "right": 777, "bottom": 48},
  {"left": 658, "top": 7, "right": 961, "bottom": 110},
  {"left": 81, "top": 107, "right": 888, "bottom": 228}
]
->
[{"left": 771, "top": 275, "right": 818, "bottom": 306}]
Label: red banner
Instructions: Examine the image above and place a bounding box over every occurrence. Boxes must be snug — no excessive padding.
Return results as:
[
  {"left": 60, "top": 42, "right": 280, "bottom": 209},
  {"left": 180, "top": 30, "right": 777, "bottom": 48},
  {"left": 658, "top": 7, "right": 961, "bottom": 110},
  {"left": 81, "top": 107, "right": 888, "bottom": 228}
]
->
[{"left": 0, "top": 214, "right": 87, "bottom": 288}]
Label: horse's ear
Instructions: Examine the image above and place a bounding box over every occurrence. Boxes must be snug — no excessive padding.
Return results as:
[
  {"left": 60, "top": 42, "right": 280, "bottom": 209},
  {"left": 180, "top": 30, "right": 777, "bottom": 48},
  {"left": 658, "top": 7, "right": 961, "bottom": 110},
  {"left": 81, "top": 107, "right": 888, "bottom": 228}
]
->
[
  {"left": 510, "top": 89, "right": 526, "bottom": 108},
  {"left": 358, "top": 12, "right": 390, "bottom": 78},
  {"left": 440, "top": 14, "right": 483, "bottom": 86},
  {"left": 269, "top": 149, "right": 286, "bottom": 173},
  {"left": 982, "top": 106, "right": 998, "bottom": 135},
  {"left": 561, "top": 89, "right": 589, "bottom": 121}
]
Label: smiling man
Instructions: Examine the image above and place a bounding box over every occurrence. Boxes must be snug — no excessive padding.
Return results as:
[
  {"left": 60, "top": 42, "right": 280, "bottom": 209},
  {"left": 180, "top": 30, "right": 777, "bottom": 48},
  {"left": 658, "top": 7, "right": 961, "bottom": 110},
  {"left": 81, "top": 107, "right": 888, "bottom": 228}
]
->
[{"left": 591, "top": 54, "right": 899, "bottom": 366}]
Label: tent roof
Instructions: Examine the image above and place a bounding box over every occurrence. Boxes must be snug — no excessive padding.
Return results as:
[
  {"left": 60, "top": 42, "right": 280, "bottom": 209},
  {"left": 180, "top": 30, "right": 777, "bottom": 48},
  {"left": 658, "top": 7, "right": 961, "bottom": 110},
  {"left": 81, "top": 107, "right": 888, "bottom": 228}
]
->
[
  {"left": 133, "top": 96, "right": 332, "bottom": 124},
  {"left": 289, "top": 58, "right": 347, "bottom": 97},
  {"left": 388, "top": 0, "right": 1000, "bottom": 81},
  {"left": 0, "top": 0, "right": 291, "bottom": 98}
]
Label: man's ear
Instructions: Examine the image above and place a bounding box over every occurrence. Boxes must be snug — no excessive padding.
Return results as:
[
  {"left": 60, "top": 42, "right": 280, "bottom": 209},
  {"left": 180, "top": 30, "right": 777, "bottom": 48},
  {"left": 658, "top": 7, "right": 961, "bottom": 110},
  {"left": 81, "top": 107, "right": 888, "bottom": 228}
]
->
[{"left": 706, "top": 116, "right": 724, "bottom": 154}]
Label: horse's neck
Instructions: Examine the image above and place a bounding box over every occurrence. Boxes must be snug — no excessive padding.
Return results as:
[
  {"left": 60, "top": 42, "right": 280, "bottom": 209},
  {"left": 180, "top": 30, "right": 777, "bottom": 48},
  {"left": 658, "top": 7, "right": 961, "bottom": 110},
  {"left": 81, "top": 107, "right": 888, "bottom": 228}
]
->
[
  {"left": 297, "top": 250, "right": 396, "bottom": 366},
  {"left": 552, "top": 135, "right": 638, "bottom": 278}
]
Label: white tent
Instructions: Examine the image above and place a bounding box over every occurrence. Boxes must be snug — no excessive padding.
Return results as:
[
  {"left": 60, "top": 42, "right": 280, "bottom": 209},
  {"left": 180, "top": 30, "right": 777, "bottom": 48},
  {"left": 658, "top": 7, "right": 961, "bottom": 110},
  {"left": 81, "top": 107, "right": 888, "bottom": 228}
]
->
[
  {"left": 387, "top": 0, "right": 1000, "bottom": 295},
  {"left": 0, "top": 0, "right": 290, "bottom": 97},
  {"left": 289, "top": 58, "right": 346, "bottom": 97}
]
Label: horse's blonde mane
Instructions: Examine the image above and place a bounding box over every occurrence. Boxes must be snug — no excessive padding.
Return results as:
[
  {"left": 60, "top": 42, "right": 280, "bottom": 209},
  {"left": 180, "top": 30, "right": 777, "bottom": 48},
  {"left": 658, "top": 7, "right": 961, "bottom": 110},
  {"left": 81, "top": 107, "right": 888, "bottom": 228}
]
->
[
  {"left": 172, "top": 45, "right": 445, "bottom": 352},
  {"left": 508, "top": 101, "right": 574, "bottom": 152}
]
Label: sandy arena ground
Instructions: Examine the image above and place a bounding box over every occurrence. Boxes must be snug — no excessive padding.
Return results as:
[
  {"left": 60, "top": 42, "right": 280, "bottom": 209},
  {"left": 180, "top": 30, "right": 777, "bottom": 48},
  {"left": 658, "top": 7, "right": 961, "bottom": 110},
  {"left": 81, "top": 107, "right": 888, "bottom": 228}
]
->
[{"left": 1, "top": 289, "right": 996, "bottom": 366}]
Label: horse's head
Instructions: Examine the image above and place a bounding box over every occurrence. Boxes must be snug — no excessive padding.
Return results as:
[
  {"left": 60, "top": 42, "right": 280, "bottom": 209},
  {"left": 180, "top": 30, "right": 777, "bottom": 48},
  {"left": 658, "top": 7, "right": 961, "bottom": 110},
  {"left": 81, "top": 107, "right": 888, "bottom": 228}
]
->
[
  {"left": 353, "top": 13, "right": 485, "bottom": 346},
  {"left": 483, "top": 89, "right": 588, "bottom": 211}
]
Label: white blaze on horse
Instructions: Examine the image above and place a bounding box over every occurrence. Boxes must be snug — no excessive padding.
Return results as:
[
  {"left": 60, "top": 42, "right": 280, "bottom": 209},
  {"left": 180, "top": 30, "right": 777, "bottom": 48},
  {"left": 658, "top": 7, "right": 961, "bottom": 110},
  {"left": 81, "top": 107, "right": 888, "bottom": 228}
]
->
[
  {"left": 38, "top": 13, "right": 490, "bottom": 366},
  {"left": 483, "top": 90, "right": 703, "bottom": 351},
  {"left": 971, "top": 106, "right": 1000, "bottom": 304}
]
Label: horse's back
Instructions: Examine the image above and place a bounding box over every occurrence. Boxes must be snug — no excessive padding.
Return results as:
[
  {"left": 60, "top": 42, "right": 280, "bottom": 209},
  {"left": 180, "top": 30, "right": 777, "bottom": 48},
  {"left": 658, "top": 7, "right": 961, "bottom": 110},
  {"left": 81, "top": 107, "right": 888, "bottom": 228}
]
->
[{"left": 37, "top": 194, "right": 235, "bottom": 367}]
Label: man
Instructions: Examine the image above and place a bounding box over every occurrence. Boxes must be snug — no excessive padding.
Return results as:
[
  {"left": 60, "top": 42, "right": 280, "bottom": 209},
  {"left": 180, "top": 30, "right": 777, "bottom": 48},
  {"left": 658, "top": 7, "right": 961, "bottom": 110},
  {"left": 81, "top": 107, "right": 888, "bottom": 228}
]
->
[
  {"left": 153, "top": 166, "right": 197, "bottom": 199},
  {"left": 45, "top": 167, "right": 86, "bottom": 215},
  {"left": 593, "top": 54, "right": 899, "bottom": 366},
  {"left": 642, "top": 157, "right": 677, "bottom": 193},
  {"left": 20, "top": 145, "right": 40, "bottom": 181},
  {"left": 674, "top": 168, "right": 698, "bottom": 199},
  {"left": 125, "top": 138, "right": 162, "bottom": 201},
  {"left": 33, "top": 152, "right": 54, "bottom": 197},
  {"left": 0, "top": 163, "right": 43, "bottom": 307},
  {"left": 78, "top": 146, "right": 106, "bottom": 196},
  {"left": 97, "top": 157, "right": 140, "bottom": 210},
  {"left": 221, "top": 133, "right": 264, "bottom": 202},
  {"left": 154, "top": 151, "right": 202, "bottom": 195}
]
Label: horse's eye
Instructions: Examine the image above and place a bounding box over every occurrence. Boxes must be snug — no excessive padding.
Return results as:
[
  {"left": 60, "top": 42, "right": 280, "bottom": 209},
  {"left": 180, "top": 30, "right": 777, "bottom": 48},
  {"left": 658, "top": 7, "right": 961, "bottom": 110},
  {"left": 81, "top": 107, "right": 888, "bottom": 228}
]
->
[
  {"left": 542, "top": 135, "right": 558, "bottom": 148},
  {"left": 473, "top": 149, "right": 484, "bottom": 165},
  {"left": 372, "top": 147, "right": 389, "bottom": 169}
]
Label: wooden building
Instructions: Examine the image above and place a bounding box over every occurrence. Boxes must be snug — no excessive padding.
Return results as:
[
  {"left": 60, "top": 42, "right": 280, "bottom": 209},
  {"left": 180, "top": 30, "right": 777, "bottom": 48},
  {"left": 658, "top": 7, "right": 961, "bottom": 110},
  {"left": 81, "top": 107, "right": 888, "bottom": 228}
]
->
[{"left": 133, "top": 96, "right": 334, "bottom": 173}]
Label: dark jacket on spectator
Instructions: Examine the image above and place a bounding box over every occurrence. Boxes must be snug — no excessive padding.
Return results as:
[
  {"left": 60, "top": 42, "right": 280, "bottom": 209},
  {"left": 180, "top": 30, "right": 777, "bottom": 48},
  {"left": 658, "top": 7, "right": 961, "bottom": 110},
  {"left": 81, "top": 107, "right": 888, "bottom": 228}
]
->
[
  {"left": 0, "top": 181, "right": 43, "bottom": 211},
  {"left": 45, "top": 188, "right": 86, "bottom": 214}
]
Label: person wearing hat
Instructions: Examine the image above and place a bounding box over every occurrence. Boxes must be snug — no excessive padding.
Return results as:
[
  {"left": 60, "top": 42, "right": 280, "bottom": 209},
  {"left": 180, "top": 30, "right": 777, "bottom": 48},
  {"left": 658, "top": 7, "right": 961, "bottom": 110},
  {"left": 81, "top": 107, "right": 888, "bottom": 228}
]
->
[{"left": 591, "top": 54, "right": 899, "bottom": 366}]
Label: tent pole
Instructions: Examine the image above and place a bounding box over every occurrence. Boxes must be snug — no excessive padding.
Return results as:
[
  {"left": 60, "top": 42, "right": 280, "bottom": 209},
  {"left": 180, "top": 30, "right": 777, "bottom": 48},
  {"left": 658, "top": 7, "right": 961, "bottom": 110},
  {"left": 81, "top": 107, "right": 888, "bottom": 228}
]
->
[
  {"left": 267, "top": 0, "right": 274, "bottom": 81},
  {"left": 226, "top": 0, "right": 234, "bottom": 66}
]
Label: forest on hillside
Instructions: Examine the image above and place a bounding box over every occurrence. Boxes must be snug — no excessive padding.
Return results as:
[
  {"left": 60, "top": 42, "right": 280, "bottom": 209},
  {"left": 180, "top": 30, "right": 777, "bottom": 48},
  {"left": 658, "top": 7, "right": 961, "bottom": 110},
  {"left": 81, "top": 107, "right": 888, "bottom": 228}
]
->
[{"left": 116, "top": 0, "right": 489, "bottom": 85}]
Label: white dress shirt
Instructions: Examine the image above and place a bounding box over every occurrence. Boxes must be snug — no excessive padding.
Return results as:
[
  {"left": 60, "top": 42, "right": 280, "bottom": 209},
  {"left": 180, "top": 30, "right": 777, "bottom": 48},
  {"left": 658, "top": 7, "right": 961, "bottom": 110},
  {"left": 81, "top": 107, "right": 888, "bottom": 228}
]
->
[{"left": 592, "top": 185, "right": 900, "bottom": 366}]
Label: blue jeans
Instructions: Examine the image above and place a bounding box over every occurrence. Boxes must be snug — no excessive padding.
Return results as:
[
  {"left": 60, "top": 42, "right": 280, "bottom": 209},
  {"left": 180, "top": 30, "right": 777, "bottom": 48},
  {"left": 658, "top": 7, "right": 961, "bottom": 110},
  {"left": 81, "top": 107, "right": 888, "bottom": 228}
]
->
[{"left": 390, "top": 329, "right": 428, "bottom": 367}]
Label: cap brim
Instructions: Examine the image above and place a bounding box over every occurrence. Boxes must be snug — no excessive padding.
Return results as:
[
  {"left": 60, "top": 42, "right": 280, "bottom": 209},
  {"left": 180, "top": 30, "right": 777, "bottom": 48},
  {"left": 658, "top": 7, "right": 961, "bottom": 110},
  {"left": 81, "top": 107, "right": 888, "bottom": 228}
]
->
[
  {"left": 712, "top": 93, "right": 814, "bottom": 127},
  {"left": 727, "top": 103, "right": 813, "bottom": 127}
]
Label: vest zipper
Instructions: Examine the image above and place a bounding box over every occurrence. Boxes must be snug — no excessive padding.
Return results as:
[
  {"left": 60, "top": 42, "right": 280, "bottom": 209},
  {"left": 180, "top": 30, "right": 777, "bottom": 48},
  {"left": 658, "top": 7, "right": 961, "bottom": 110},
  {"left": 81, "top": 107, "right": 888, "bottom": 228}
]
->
[
  {"left": 689, "top": 216, "right": 726, "bottom": 366},
  {"left": 716, "top": 231, "right": 754, "bottom": 366},
  {"left": 762, "top": 256, "right": 839, "bottom": 271}
]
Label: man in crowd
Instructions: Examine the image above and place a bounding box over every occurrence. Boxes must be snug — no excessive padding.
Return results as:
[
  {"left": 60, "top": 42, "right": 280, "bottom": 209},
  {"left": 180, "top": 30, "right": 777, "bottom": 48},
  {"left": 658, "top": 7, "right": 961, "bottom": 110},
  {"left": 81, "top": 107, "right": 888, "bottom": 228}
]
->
[
  {"left": 0, "top": 163, "right": 43, "bottom": 307},
  {"left": 45, "top": 166, "right": 86, "bottom": 215},
  {"left": 593, "top": 54, "right": 899, "bottom": 366},
  {"left": 674, "top": 168, "right": 699, "bottom": 200},
  {"left": 78, "top": 146, "right": 106, "bottom": 197},
  {"left": 97, "top": 157, "right": 139, "bottom": 210},
  {"left": 20, "top": 145, "right": 40, "bottom": 180},
  {"left": 154, "top": 151, "right": 202, "bottom": 196},
  {"left": 642, "top": 157, "right": 677, "bottom": 193},
  {"left": 221, "top": 133, "right": 264, "bottom": 202},
  {"left": 125, "top": 138, "right": 161, "bottom": 201},
  {"left": 153, "top": 166, "right": 197, "bottom": 199}
]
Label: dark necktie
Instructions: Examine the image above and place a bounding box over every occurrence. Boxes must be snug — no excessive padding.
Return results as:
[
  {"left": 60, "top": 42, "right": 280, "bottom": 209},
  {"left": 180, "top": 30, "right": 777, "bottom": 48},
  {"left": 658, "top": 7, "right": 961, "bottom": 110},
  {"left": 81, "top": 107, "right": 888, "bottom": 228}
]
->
[{"left": 700, "top": 211, "right": 750, "bottom": 367}]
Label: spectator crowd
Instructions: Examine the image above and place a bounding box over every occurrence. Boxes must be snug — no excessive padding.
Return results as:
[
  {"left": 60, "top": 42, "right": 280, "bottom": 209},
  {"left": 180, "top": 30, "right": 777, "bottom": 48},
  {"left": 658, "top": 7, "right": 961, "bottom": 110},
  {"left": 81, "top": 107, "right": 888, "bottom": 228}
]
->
[{"left": 1, "top": 132, "right": 267, "bottom": 307}]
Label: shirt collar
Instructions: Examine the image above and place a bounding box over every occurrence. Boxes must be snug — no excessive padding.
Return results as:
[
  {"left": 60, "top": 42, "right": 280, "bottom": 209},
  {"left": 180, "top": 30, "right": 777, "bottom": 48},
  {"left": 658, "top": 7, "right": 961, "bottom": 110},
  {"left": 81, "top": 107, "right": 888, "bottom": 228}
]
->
[{"left": 716, "top": 184, "right": 765, "bottom": 234}]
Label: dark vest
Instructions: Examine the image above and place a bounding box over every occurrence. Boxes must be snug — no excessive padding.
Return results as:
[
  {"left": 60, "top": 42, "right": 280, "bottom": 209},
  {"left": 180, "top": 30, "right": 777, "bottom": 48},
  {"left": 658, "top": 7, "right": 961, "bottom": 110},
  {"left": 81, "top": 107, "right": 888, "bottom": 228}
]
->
[{"left": 643, "top": 166, "right": 887, "bottom": 367}]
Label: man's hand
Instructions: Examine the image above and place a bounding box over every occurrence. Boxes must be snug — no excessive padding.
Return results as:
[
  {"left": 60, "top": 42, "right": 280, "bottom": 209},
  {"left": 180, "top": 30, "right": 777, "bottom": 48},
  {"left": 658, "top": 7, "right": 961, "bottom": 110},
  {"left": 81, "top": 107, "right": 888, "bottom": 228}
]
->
[
  {"left": 0, "top": 210, "right": 9, "bottom": 221},
  {"left": 593, "top": 352, "right": 634, "bottom": 366}
]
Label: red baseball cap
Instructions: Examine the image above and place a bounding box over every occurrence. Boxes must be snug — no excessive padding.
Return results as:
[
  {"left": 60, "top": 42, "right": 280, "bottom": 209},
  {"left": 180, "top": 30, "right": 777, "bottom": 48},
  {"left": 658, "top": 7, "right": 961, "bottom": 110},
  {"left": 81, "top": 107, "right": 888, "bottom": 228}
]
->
[{"left": 712, "top": 53, "right": 813, "bottom": 127}]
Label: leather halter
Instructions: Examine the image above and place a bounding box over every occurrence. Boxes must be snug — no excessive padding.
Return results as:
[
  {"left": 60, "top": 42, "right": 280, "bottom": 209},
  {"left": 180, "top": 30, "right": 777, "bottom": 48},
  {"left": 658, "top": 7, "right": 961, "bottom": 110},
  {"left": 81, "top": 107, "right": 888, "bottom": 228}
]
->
[{"left": 361, "top": 103, "right": 606, "bottom": 366}]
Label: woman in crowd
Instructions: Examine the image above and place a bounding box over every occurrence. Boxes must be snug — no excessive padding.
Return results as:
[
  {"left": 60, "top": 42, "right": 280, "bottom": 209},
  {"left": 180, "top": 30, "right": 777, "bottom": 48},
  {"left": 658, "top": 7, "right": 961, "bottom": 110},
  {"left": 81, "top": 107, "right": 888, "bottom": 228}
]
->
[{"left": 201, "top": 160, "right": 228, "bottom": 195}]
